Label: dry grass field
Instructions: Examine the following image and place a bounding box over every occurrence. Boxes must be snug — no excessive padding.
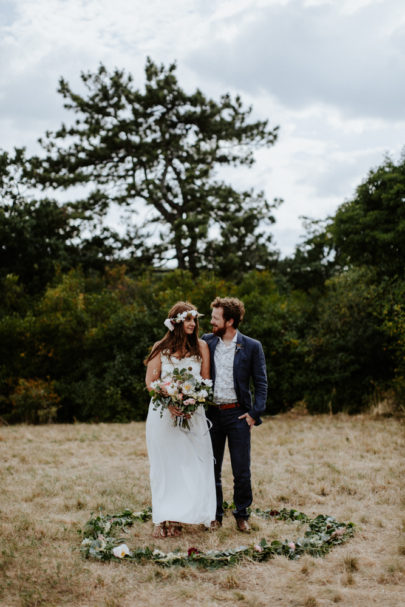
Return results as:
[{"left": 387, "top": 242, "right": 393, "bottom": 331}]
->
[{"left": 0, "top": 413, "right": 403, "bottom": 607}]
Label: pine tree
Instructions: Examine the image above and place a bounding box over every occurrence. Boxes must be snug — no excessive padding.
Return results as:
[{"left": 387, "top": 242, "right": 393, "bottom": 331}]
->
[{"left": 25, "top": 58, "right": 280, "bottom": 276}]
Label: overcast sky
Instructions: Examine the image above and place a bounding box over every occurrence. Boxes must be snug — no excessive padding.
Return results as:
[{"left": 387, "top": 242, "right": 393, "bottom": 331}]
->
[{"left": 1, "top": 0, "right": 404, "bottom": 256}]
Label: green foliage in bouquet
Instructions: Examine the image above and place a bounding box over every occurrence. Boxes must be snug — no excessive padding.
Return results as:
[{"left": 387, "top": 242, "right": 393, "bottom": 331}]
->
[{"left": 150, "top": 367, "right": 213, "bottom": 429}]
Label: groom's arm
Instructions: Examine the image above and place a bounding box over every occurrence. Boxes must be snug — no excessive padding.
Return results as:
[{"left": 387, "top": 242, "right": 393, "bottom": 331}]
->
[{"left": 249, "top": 341, "right": 268, "bottom": 425}]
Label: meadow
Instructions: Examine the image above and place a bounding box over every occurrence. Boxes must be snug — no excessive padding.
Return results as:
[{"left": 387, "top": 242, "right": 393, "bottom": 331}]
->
[{"left": 0, "top": 413, "right": 403, "bottom": 607}]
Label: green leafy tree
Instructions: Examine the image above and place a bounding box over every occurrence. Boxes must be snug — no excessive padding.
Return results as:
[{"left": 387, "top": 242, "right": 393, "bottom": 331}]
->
[
  {"left": 331, "top": 153, "right": 405, "bottom": 278},
  {"left": 0, "top": 149, "right": 78, "bottom": 294},
  {"left": 236, "top": 271, "right": 309, "bottom": 412},
  {"left": 380, "top": 280, "right": 405, "bottom": 408},
  {"left": 9, "top": 378, "right": 60, "bottom": 424},
  {"left": 24, "top": 58, "right": 279, "bottom": 276},
  {"left": 279, "top": 153, "right": 405, "bottom": 291},
  {"left": 0, "top": 149, "right": 154, "bottom": 294},
  {"left": 276, "top": 217, "right": 337, "bottom": 292},
  {"left": 304, "top": 269, "right": 396, "bottom": 413}
]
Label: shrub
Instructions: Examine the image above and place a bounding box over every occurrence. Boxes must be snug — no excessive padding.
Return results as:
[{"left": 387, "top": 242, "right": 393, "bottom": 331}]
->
[{"left": 9, "top": 378, "right": 60, "bottom": 424}]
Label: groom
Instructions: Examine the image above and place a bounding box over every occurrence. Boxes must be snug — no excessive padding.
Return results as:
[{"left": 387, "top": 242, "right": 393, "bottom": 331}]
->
[{"left": 202, "top": 297, "right": 267, "bottom": 533}]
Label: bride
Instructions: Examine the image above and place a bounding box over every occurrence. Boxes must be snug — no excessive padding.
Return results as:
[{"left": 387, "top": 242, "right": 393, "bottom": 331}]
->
[{"left": 145, "top": 301, "right": 216, "bottom": 538}]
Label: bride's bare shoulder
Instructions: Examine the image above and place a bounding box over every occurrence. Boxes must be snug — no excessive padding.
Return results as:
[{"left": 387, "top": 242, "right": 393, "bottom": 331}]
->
[
  {"left": 199, "top": 339, "right": 209, "bottom": 353},
  {"left": 151, "top": 341, "right": 162, "bottom": 351}
]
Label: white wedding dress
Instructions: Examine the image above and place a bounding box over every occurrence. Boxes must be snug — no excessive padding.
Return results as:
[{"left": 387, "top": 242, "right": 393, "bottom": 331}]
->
[{"left": 146, "top": 354, "right": 216, "bottom": 526}]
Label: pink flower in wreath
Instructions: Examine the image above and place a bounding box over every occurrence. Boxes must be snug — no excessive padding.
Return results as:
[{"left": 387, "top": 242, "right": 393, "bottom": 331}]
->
[{"left": 288, "top": 542, "right": 295, "bottom": 551}]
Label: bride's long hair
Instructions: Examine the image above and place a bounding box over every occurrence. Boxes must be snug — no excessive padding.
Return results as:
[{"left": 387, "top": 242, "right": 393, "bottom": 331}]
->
[{"left": 145, "top": 301, "right": 202, "bottom": 363}]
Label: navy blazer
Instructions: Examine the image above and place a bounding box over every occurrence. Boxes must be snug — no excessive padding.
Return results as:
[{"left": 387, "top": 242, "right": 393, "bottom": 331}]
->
[{"left": 202, "top": 330, "right": 268, "bottom": 426}]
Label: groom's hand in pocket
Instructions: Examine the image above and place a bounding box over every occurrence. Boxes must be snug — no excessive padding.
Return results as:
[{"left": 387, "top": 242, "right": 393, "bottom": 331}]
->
[{"left": 238, "top": 412, "right": 255, "bottom": 428}]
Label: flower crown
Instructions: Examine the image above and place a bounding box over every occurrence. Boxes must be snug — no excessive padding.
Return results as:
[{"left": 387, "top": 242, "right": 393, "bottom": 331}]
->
[{"left": 164, "top": 309, "right": 203, "bottom": 332}]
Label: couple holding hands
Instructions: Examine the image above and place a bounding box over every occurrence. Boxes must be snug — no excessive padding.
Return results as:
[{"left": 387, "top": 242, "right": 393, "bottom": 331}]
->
[{"left": 145, "top": 297, "right": 268, "bottom": 539}]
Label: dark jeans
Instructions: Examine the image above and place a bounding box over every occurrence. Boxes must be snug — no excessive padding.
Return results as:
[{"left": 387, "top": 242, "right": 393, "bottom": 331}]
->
[{"left": 207, "top": 406, "right": 252, "bottom": 521}]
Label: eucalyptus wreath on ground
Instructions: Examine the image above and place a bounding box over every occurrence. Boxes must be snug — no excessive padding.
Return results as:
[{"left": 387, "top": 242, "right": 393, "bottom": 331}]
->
[{"left": 80, "top": 504, "right": 355, "bottom": 569}]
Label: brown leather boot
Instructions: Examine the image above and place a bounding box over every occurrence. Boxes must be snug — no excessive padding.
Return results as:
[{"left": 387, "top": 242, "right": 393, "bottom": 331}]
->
[{"left": 236, "top": 518, "right": 251, "bottom": 533}]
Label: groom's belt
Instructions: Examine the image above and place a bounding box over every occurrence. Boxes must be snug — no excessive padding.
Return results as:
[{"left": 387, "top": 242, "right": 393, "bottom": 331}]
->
[{"left": 215, "top": 402, "right": 240, "bottom": 410}]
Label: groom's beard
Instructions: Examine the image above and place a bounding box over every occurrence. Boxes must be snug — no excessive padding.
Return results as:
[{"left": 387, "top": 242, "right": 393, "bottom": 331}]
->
[{"left": 212, "top": 325, "right": 226, "bottom": 338}]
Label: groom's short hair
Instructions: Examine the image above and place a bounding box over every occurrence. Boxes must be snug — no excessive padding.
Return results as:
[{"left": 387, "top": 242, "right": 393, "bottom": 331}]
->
[{"left": 211, "top": 297, "right": 245, "bottom": 329}]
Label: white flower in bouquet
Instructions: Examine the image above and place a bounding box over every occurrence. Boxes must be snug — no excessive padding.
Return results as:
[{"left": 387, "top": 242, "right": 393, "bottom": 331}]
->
[
  {"left": 150, "top": 367, "right": 213, "bottom": 429},
  {"left": 166, "top": 383, "right": 179, "bottom": 397},
  {"left": 201, "top": 378, "right": 213, "bottom": 388},
  {"left": 182, "top": 381, "right": 195, "bottom": 394}
]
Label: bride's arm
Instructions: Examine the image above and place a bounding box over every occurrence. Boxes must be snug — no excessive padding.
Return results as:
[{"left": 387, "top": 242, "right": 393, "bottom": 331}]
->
[
  {"left": 145, "top": 345, "right": 161, "bottom": 391},
  {"left": 199, "top": 340, "right": 210, "bottom": 380},
  {"left": 145, "top": 346, "right": 181, "bottom": 417}
]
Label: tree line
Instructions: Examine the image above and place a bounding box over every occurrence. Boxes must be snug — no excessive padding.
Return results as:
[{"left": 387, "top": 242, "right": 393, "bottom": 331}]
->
[{"left": 0, "top": 59, "right": 403, "bottom": 423}]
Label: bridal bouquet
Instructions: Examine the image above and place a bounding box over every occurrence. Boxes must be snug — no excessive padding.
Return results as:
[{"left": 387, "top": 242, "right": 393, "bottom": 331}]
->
[{"left": 150, "top": 367, "right": 213, "bottom": 430}]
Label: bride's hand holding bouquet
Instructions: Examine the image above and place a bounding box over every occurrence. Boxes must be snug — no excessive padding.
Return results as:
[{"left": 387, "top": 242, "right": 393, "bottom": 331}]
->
[{"left": 150, "top": 367, "right": 213, "bottom": 430}]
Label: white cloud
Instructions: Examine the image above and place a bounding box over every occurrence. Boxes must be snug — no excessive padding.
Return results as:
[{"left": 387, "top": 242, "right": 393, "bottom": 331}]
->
[
  {"left": 188, "top": 0, "right": 405, "bottom": 119},
  {"left": 0, "top": 0, "right": 404, "bottom": 257}
]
